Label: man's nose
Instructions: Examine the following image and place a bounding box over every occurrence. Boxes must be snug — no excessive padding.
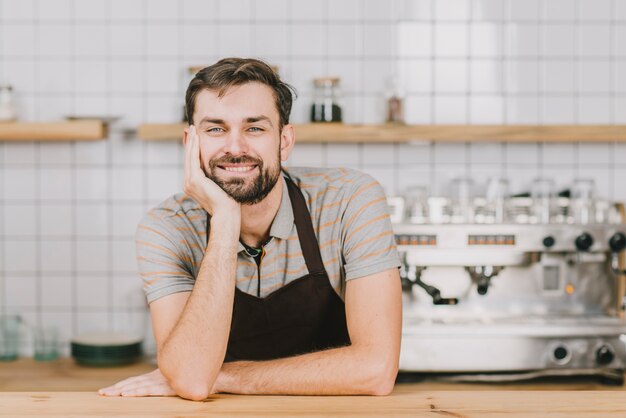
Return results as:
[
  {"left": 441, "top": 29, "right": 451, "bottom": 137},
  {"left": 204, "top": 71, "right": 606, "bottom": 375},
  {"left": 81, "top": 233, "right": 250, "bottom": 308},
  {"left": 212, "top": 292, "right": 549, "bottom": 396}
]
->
[{"left": 223, "top": 130, "right": 249, "bottom": 155}]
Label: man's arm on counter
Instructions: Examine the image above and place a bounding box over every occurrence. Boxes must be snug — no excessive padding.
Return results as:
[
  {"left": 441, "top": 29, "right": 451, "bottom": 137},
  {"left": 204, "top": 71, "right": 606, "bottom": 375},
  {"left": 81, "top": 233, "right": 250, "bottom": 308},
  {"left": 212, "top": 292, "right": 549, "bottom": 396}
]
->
[
  {"left": 97, "top": 218, "right": 237, "bottom": 401},
  {"left": 214, "top": 267, "right": 402, "bottom": 396},
  {"left": 154, "top": 218, "right": 239, "bottom": 400}
]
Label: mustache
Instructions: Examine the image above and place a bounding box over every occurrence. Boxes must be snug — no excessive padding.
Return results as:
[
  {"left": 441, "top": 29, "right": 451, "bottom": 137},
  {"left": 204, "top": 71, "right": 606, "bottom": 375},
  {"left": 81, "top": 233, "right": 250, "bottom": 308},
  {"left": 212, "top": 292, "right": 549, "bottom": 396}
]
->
[{"left": 209, "top": 155, "right": 262, "bottom": 169}]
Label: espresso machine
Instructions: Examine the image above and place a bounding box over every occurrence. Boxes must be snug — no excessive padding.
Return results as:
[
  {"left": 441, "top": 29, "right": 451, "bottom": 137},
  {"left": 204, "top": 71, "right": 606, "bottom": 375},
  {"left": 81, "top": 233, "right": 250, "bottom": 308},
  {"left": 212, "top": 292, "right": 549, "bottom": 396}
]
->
[{"left": 390, "top": 178, "right": 626, "bottom": 382}]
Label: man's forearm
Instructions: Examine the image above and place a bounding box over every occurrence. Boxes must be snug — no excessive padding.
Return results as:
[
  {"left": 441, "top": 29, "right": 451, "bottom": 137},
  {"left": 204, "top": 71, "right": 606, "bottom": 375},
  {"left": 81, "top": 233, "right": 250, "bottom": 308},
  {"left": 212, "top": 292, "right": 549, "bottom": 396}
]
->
[
  {"left": 158, "top": 217, "right": 239, "bottom": 399},
  {"left": 216, "top": 344, "right": 398, "bottom": 396}
]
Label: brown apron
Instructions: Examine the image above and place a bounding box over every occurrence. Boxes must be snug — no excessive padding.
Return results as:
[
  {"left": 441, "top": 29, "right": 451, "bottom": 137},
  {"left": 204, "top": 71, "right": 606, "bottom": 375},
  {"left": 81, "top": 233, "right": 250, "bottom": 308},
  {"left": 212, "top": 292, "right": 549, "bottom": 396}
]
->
[{"left": 206, "top": 177, "right": 351, "bottom": 362}]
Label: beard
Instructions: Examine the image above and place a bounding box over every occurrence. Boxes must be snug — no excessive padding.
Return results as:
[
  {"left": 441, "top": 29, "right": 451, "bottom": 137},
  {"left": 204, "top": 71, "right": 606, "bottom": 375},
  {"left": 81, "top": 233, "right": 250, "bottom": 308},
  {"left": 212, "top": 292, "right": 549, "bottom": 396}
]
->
[{"left": 204, "top": 151, "right": 281, "bottom": 205}]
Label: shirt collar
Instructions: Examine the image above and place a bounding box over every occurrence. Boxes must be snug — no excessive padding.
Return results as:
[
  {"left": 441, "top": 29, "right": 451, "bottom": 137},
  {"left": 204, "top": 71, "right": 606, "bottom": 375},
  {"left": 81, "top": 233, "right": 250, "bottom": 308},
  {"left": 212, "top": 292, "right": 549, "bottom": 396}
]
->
[{"left": 237, "top": 174, "right": 294, "bottom": 253}]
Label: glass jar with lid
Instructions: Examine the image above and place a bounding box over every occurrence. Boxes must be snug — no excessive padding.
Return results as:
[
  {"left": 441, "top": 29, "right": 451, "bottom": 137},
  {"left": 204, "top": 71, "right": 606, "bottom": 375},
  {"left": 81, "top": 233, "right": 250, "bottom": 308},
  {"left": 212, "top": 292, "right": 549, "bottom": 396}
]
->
[
  {"left": 0, "top": 85, "right": 18, "bottom": 122},
  {"left": 310, "top": 77, "right": 342, "bottom": 123}
]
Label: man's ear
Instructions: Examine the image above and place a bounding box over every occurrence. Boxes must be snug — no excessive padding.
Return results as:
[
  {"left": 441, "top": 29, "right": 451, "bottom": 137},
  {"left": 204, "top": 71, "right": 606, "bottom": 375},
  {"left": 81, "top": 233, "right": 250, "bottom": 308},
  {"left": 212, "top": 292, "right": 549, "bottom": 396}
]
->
[
  {"left": 182, "top": 125, "right": 194, "bottom": 146},
  {"left": 279, "top": 124, "right": 295, "bottom": 162}
]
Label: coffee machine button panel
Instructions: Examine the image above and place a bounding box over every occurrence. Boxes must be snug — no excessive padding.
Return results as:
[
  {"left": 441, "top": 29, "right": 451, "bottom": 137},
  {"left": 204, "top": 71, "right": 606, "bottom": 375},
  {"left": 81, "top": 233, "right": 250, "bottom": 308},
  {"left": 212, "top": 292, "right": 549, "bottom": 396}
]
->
[
  {"left": 553, "top": 345, "right": 570, "bottom": 364},
  {"left": 575, "top": 232, "right": 594, "bottom": 251},
  {"left": 609, "top": 232, "right": 626, "bottom": 252},
  {"left": 395, "top": 234, "right": 437, "bottom": 246},
  {"left": 467, "top": 235, "right": 515, "bottom": 246},
  {"left": 596, "top": 345, "right": 615, "bottom": 366},
  {"left": 543, "top": 236, "right": 556, "bottom": 248}
]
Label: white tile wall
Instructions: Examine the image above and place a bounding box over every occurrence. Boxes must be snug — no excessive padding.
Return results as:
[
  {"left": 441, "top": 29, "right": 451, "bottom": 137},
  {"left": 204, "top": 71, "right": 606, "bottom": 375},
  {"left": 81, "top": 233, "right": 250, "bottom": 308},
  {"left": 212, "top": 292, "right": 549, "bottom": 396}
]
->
[
  {"left": 41, "top": 275, "right": 72, "bottom": 308},
  {"left": 40, "top": 204, "right": 73, "bottom": 237},
  {"left": 5, "top": 241, "right": 37, "bottom": 273},
  {"left": 4, "top": 276, "right": 37, "bottom": 308},
  {"left": 1, "top": 0, "right": 625, "bottom": 358},
  {"left": 40, "top": 240, "right": 72, "bottom": 272},
  {"left": 75, "top": 203, "right": 108, "bottom": 237},
  {"left": 76, "top": 275, "right": 109, "bottom": 308},
  {"left": 579, "top": 25, "right": 611, "bottom": 57},
  {"left": 74, "top": 0, "right": 107, "bottom": 20},
  {"left": 4, "top": 205, "right": 37, "bottom": 236}
]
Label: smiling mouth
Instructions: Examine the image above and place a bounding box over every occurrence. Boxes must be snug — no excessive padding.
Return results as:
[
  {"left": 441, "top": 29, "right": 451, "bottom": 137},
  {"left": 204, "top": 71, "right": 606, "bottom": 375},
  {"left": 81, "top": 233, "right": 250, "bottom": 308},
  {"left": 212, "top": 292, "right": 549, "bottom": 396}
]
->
[{"left": 219, "top": 165, "right": 257, "bottom": 173}]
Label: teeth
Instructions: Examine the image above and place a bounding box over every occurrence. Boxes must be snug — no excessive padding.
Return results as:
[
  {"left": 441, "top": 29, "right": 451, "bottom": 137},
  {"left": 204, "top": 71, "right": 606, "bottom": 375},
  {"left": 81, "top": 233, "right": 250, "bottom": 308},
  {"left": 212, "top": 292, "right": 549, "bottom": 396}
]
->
[{"left": 224, "top": 166, "right": 254, "bottom": 172}]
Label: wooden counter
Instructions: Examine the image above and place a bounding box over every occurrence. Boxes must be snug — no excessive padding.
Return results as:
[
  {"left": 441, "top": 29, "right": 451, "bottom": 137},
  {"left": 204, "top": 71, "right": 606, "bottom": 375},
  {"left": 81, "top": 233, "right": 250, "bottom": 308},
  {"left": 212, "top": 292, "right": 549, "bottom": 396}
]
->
[
  {"left": 2, "top": 358, "right": 626, "bottom": 417},
  {"left": 2, "top": 390, "right": 626, "bottom": 417}
]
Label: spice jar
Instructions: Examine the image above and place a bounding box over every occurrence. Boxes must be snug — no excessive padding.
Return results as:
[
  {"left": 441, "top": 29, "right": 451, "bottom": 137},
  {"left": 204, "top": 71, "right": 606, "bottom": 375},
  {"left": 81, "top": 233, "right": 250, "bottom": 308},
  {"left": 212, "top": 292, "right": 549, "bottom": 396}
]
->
[
  {"left": 0, "top": 85, "right": 18, "bottom": 122},
  {"left": 310, "top": 77, "right": 342, "bottom": 123},
  {"left": 385, "top": 76, "right": 404, "bottom": 124}
]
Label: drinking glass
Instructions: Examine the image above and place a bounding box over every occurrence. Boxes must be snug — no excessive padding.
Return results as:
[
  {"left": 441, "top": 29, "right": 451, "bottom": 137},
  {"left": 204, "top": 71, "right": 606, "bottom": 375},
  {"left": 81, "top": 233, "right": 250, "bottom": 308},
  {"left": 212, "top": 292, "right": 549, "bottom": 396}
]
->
[
  {"left": 531, "top": 177, "right": 556, "bottom": 224},
  {"left": 485, "top": 177, "right": 509, "bottom": 223},
  {"left": 0, "top": 315, "right": 21, "bottom": 361},
  {"left": 33, "top": 326, "right": 59, "bottom": 361},
  {"left": 404, "top": 185, "right": 429, "bottom": 224},
  {"left": 571, "top": 178, "right": 595, "bottom": 225},
  {"left": 449, "top": 177, "right": 475, "bottom": 223}
]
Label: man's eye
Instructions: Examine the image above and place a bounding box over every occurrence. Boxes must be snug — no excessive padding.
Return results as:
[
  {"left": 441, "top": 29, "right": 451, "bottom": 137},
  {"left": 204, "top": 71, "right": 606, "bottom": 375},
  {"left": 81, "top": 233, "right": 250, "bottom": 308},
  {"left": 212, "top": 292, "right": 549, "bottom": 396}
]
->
[
  {"left": 206, "top": 127, "right": 224, "bottom": 133},
  {"left": 248, "top": 127, "right": 263, "bottom": 132}
]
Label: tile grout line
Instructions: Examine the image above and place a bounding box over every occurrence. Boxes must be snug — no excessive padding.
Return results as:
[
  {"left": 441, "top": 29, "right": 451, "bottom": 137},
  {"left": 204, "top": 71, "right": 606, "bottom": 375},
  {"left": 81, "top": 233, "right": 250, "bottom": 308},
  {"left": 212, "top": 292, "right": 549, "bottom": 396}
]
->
[
  {"left": 33, "top": 0, "right": 42, "bottom": 333},
  {"left": 105, "top": 0, "right": 114, "bottom": 332},
  {"left": 501, "top": 0, "right": 510, "bottom": 177},
  {"left": 609, "top": 0, "right": 616, "bottom": 200},
  {"left": 573, "top": 0, "right": 581, "bottom": 179},
  {"left": 0, "top": 0, "right": 4, "bottom": 319},
  {"left": 429, "top": 0, "right": 436, "bottom": 192},
  {"left": 465, "top": 0, "right": 473, "bottom": 177}
]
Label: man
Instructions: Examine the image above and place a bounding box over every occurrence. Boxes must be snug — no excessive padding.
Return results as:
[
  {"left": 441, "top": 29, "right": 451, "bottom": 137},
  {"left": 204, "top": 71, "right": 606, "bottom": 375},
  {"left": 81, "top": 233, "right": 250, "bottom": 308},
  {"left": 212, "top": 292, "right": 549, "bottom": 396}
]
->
[{"left": 99, "top": 58, "right": 402, "bottom": 400}]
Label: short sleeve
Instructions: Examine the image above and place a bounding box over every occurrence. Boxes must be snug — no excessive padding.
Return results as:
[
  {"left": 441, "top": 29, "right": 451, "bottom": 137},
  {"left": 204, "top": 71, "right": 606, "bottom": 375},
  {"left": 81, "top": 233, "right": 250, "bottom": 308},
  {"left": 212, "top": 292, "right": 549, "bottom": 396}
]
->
[
  {"left": 340, "top": 173, "right": 401, "bottom": 280},
  {"left": 135, "top": 210, "right": 196, "bottom": 304}
]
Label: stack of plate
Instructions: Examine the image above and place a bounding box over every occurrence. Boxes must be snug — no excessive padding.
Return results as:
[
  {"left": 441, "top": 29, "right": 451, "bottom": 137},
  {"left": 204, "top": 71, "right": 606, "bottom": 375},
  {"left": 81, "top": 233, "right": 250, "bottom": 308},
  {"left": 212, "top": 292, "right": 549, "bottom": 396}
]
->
[{"left": 71, "top": 333, "right": 143, "bottom": 367}]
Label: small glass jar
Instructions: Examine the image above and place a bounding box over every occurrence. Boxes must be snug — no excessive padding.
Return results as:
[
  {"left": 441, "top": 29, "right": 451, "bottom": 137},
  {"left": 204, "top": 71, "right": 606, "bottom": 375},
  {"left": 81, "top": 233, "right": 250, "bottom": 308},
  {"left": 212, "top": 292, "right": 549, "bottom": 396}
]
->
[
  {"left": 310, "top": 77, "right": 342, "bottom": 123},
  {"left": 0, "top": 315, "right": 22, "bottom": 361},
  {"left": 385, "top": 76, "right": 405, "bottom": 124},
  {"left": 448, "top": 177, "right": 475, "bottom": 223},
  {"left": 571, "top": 178, "right": 596, "bottom": 225},
  {"left": 0, "top": 85, "right": 18, "bottom": 122},
  {"left": 531, "top": 177, "right": 556, "bottom": 224},
  {"left": 484, "top": 177, "right": 510, "bottom": 223},
  {"left": 404, "top": 185, "right": 429, "bottom": 224}
]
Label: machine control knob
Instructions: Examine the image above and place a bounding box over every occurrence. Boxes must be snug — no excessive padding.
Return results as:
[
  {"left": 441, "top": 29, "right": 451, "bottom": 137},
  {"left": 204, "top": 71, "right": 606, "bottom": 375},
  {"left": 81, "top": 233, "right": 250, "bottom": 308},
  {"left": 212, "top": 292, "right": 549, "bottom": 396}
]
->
[
  {"left": 596, "top": 345, "right": 615, "bottom": 366},
  {"left": 575, "top": 233, "right": 594, "bottom": 251},
  {"left": 553, "top": 346, "right": 569, "bottom": 362},
  {"left": 543, "top": 236, "right": 556, "bottom": 248},
  {"left": 609, "top": 232, "right": 626, "bottom": 252}
]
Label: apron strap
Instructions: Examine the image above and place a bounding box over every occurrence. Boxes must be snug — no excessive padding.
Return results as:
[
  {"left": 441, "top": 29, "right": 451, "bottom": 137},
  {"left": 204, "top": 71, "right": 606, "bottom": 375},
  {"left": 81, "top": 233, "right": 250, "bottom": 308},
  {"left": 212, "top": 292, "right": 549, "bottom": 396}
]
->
[{"left": 285, "top": 176, "right": 327, "bottom": 275}]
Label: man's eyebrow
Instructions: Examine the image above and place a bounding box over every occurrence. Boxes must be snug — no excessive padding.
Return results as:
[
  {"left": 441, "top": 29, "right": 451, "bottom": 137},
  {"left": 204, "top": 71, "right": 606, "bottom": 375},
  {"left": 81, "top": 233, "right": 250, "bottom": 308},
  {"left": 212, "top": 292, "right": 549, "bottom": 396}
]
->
[
  {"left": 245, "top": 115, "right": 273, "bottom": 126},
  {"left": 198, "top": 117, "right": 225, "bottom": 125}
]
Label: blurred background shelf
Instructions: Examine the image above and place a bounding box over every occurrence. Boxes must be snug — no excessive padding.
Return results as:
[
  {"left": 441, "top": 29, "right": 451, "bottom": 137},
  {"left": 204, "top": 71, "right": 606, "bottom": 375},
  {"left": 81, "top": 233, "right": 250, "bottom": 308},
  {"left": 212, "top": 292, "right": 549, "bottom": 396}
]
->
[
  {"left": 138, "top": 123, "right": 626, "bottom": 143},
  {"left": 0, "top": 120, "right": 107, "bottom": 141}
]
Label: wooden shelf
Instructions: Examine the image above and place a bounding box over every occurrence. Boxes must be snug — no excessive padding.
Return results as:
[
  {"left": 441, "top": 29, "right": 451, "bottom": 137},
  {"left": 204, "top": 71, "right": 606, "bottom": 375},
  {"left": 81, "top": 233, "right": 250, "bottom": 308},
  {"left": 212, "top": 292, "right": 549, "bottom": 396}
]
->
[
  {"left": 0, "top": 120, "right": 107, "bottom": 141},
  {"left": 138, "top": 123, "right": 626, "bottom": 143},
  {"left": 139, "top": 123, "right": 186, "bottom": 141}
]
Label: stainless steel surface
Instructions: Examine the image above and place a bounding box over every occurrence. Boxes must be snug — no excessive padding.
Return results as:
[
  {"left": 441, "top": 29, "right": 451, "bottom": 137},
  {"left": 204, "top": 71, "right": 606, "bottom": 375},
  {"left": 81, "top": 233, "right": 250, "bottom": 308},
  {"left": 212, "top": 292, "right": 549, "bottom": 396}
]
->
[{"left": 393, "top": 195, "right": 626, "bottom": 378}]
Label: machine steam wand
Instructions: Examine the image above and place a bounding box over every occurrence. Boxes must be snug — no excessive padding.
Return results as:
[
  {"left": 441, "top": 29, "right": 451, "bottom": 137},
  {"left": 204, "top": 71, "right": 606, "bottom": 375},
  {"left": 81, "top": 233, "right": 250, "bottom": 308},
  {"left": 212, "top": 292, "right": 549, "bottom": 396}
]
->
[{"left": 400, "top": 262, "right": 458, "bottom": 305}]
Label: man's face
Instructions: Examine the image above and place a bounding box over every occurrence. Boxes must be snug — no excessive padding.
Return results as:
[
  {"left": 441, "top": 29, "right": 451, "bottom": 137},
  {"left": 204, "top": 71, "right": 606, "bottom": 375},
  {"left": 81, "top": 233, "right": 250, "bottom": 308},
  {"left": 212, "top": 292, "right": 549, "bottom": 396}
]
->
[{"left": 192, "top": 82, "right": 290, "bottom": 205}]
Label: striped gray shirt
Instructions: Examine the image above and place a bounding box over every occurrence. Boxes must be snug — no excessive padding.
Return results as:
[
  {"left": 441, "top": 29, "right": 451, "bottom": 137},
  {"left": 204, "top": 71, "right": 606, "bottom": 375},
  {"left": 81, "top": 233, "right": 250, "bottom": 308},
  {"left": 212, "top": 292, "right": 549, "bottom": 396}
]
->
[{"left": 136, "top": 167, "right": 401, "bottom": 304}]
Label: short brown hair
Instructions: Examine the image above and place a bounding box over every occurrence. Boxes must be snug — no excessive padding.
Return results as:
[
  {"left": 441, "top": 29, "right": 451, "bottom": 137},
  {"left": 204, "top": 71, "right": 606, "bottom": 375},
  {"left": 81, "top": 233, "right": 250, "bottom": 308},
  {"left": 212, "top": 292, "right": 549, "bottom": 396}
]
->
[{"left": 185, "top": 57, "right": 297, "bottom": 129}]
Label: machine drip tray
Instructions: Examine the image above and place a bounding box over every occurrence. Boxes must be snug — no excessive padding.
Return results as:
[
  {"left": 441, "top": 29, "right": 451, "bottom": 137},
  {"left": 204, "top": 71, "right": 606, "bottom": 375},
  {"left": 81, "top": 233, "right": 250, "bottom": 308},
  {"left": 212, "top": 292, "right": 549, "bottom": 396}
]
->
[
  {"left": 396, "top": 368, "right": 625, "bottom": 386},
  {"left": 402, "top": 315, "right": 626, "bottom": 337},
  {"left": 399, "top": 316, "right": 626, "bottom": 375}
]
